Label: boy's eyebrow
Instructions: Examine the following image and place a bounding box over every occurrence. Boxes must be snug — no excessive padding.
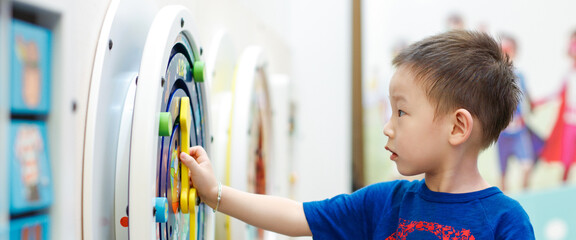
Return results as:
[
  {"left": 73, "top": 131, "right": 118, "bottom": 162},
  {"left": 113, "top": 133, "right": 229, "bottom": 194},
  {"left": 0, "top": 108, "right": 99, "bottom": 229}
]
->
[{"left": 390, "top": 94, "right": 407, "bottom": 103}]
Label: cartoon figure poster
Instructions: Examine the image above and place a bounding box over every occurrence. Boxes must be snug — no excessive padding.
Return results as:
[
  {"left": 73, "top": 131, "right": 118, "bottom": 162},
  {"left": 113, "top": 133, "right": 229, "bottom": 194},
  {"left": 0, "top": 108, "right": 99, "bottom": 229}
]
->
[
  {"left": 9, "top": 121, "right": 52, "bottom": 214},
  {"left": 9, "top": 214, "right": 50, "bottom": 240},
  {"left": 537, "top": 31, "right": 576, "bottom": 183},
  {"left": 11, "top": 19, "right": 51, "bottom": 115}
]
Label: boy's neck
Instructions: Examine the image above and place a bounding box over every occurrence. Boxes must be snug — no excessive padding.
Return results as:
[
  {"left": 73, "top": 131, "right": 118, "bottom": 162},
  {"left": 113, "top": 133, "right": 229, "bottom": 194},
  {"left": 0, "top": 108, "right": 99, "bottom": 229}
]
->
[{"left": 424, "top": 152, "right": 491, "bottom": 193}]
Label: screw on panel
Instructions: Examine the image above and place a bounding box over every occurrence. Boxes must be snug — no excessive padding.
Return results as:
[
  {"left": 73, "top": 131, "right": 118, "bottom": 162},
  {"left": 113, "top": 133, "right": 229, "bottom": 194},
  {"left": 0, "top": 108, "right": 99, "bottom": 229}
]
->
[
  {"left": 71, "top": 101, "right": 77, "bottom": 113},
  {"left": 181, "top": 18, "right": 184, "bottom": 28},
  {"left": 200, "top": 47, "right": 203, "bottom": 56},
  {"left": 135, "top": 76, "right": 138, "bottom": 85},
  {"left": 161, "top": 77, "right": 165, "bottom": 87},
  {"left": 211, "top": 136, "right": 214, "bottom": 143},
  {"left": 108, "top": 39, "right": 113, "bottom": 50}
]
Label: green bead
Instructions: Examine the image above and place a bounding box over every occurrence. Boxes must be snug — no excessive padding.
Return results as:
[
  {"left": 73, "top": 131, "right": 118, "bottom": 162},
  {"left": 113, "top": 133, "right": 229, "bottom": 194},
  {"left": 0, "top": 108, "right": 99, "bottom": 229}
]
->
[
  {"left": 158, "top": 112, "right": 172, "bottom": 136},
  {"left": 193, "top": 61, "right": 205, "bottom": 82}
]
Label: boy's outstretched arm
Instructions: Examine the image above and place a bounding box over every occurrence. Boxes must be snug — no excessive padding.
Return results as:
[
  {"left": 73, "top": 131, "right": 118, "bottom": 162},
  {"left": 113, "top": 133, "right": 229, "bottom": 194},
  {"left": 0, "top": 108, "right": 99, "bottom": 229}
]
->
[{"left": 180, "top": 146, "right": 312, "bottom": 237}]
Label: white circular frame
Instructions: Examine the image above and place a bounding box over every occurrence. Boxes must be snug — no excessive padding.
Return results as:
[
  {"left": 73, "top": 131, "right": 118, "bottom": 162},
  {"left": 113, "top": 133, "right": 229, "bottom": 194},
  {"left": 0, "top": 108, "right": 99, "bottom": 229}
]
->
[{"left": 129, "top": 5, "right": 212, "bottom": 240}]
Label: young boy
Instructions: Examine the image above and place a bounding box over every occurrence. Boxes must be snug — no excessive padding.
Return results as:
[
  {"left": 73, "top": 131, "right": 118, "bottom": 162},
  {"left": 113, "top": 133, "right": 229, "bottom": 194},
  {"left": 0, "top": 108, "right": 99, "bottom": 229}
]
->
[{"left": 180, "top": 30, "right": 535, "bottom": 239}]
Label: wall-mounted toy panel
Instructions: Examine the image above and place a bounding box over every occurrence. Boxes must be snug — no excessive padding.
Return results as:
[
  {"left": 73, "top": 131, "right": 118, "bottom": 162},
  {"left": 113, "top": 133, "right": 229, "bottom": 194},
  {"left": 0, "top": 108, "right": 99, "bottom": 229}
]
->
[
  {"left": 154, "top": 31, "right": 210, "bottom": 240},
  {"left": 127, "top": 5, "right": 213, "bottom": 240},
  {"left": 10, "top": 19, "right": 51, "bottom": 115},
  {"left": 203, "top": 31, "right": 237, "bottom": 240},
  {"left": 82, "top": 1, "right": 214, "bottom": 239},
  {"left": 81, "top": 0, "right": 156, "bottom": 238},
  {"left": 226, "top": 46, "right": 274, "bottom": 240}
]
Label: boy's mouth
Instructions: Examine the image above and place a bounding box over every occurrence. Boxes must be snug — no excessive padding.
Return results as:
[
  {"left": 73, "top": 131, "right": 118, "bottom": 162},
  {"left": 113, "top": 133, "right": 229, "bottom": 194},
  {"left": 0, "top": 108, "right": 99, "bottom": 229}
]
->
[{"left": 385, "top": 146, "right": 398, "bottom": 161}]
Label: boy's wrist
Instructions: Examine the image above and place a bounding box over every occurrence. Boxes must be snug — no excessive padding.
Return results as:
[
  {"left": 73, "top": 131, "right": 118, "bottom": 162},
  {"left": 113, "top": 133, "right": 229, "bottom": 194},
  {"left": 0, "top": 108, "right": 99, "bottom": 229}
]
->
[
  {"left": 205, "top": 182, "right": 220, "bottom": 210},
  {"left": 212, "top": 182, "right": 222, "bottom": 213}
]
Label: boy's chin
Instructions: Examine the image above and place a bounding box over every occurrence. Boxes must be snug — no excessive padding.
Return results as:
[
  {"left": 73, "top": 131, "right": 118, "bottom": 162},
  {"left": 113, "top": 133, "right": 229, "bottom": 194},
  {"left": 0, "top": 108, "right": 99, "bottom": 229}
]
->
[{"left": 396, "top": 166, "right": 425, "bottom": 177}]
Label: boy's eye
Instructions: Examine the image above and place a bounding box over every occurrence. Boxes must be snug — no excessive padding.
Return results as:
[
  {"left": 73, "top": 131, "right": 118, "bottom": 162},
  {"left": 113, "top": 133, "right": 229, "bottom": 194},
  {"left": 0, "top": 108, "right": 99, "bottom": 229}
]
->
[{"left": 398, "top": 109, "right": 406, "bottom": 117}]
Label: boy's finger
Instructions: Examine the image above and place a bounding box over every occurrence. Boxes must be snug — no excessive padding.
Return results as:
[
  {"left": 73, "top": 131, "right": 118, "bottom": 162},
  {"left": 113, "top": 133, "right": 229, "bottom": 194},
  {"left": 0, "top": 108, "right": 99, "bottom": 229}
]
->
[
  {"left": 188, "top": 146, "right": 208, "bottom": 161},
  {"left": 180, "top": 152, "right": 199, "bottom": 169}
]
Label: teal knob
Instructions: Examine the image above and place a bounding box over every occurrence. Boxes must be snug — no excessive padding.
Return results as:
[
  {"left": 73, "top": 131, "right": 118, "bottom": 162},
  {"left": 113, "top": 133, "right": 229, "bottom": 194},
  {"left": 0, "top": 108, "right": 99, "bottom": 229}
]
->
[{"left": 155, "top": 197, "right": 168, "bottom": 223}]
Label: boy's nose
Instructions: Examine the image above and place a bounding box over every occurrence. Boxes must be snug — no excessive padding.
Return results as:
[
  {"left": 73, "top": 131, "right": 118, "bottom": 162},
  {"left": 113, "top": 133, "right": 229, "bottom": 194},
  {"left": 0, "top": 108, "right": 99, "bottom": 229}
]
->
[{"left": 383, "top": 120, "right": 393, "bottom": 138}]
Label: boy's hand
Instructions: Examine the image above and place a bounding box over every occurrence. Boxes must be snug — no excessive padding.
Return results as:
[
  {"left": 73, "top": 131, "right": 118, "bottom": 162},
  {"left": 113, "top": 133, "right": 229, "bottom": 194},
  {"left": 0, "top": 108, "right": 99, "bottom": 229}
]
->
[
  {"left": 180, "top": 147, "right": 311, "bottom": 237},
  {"left": 179, "top": 146, "right": 218, "bottom": 209}
]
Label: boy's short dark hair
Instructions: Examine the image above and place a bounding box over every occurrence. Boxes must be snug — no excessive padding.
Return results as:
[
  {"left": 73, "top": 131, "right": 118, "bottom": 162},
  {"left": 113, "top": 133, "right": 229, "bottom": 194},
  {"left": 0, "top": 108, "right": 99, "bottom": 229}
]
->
[{"left": 392, "top": 30, "right": 520, "bottom": 149}]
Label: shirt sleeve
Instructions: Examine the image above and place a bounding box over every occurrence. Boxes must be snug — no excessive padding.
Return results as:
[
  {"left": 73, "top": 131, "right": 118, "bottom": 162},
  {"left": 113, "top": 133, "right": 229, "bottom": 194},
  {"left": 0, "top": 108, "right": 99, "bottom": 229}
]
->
[
  {"left": 302, "top": 181, "right": 407, "bottom": 239},
  {"left": 494, "top": 199, "right": 535, "bottom": 240}
]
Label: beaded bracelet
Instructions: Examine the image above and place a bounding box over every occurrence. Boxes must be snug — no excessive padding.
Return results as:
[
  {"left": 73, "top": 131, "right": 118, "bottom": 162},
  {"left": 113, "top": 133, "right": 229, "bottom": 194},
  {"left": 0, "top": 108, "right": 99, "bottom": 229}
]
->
[{"left": 213, "top": 182, "right": 222, "bottom": 213}]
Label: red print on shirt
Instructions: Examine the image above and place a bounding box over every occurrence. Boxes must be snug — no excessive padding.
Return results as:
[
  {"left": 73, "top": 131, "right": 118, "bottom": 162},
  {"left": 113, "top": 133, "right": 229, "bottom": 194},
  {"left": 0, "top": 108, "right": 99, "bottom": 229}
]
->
[{"left": 386, "top": 218, "right": 475, "bottom": 240}]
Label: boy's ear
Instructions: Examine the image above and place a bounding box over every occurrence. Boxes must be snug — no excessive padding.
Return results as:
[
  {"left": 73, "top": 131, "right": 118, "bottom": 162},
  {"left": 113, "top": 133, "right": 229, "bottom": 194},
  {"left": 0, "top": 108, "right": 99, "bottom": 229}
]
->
[{"left": 448, "top": 108, "right": 473, "bottom": 146}]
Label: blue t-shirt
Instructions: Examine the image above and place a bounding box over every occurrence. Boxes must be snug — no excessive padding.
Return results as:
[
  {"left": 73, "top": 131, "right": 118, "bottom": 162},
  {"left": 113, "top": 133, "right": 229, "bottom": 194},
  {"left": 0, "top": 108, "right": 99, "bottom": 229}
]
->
[{"left": 303, "top": 180, "right": 534, "bottom": 239}]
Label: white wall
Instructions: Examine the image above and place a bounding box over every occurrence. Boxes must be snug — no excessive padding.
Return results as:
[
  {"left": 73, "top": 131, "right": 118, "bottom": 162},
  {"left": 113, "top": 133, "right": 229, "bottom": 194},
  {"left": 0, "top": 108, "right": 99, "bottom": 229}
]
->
[
  {"left": 289, "top": 0, "right": 353, "bottom": 202},
  {"left": 185, "top": 0, "right": 354, "bottom": 202}
]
